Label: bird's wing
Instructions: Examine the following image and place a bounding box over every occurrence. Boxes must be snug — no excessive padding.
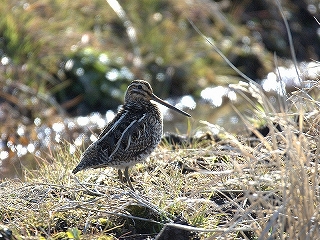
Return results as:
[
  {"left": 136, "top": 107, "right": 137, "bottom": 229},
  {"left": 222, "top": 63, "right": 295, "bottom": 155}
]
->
[
  {"left": 98, "top": 107, "right": 127, "bottom": 139},
  {"left": 96, "top": 109, "right": 157, "bottom": 160},
  {"left": 72, "top": 105, "right": 162, "bottom": 173}
]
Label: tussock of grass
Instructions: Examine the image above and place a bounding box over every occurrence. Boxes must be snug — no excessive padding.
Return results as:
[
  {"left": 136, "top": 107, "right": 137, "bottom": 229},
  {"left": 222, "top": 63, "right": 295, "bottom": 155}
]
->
[{"left": 1, "top": 85, "right": 319, "bottom": 239}]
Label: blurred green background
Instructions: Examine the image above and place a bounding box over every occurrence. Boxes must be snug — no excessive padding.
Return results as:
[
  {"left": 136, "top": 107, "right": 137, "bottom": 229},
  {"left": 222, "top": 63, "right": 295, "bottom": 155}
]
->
[
  {"left": 1, "top": 0, "right": 319, "bottom": 117},
  {"left": 0, "top": 0, "right": 319, "bottom": 178}
]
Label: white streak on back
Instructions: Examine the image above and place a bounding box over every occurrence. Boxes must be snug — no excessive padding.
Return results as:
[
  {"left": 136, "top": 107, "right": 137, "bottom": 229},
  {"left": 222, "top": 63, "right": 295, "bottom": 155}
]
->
[
  {"left": 109, "top": 114, "right": 146, "bottom": 158},
  {"left": 98, "top": 110, "right": 128, "bottom": 143},
  {"left": 109, "top": 119, "right": 137, "bottom": 158}
]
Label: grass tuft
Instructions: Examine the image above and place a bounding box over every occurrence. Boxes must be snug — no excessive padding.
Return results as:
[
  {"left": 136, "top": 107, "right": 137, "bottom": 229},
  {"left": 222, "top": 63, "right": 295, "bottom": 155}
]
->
[{"left": 1, "top": 87, "right": 320, "bottom": 238}]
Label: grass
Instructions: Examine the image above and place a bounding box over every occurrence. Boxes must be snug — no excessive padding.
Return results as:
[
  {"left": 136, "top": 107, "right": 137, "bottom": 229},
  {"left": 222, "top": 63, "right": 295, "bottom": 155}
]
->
[
  {"left": 1, "top": 1, "right": 319, "bottom": 239},
  {"left": 1, "top": 83, "right": 319, "bottom": 239}
]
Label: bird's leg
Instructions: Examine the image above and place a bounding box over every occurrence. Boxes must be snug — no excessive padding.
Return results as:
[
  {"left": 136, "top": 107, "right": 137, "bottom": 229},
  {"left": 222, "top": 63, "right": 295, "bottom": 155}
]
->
[
  {"left": 118, "top": 169, "right": 124, "bottom": 183},
  {"left": 124, "top": 166, "right": 135, "bottom": 191}
]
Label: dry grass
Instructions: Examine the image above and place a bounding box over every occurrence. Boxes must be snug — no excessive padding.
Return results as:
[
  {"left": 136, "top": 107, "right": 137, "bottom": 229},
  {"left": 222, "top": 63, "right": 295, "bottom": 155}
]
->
[
  {"left": 1, "top": 1, "right": 319, "bottom": 238},
  {"left": 0, "top": 81, "right": 319, "bottom": 239}
]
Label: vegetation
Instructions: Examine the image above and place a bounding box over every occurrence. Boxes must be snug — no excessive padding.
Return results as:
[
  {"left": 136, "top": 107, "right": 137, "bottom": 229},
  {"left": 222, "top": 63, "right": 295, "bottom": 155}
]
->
[
  {"left": 1, "top": 82, "right": 320, "bottom": 239},
  {"left": 0, "top": 0, "right": 320, "bottom": 239}
]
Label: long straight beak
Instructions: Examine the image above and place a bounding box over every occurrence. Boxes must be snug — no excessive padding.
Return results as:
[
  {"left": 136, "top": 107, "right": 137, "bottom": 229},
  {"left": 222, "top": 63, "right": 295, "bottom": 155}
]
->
[{"left": 151, "top": 93, "right": 191, "bottom": 117}]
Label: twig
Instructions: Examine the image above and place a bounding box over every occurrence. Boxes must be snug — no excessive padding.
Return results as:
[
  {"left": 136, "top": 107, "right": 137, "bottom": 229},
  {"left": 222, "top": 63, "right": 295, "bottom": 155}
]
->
[
  {"left": 188, "top": 19, "right": 258, "bottom": 86},
  {"left": 106, "top": 0, "right": 142, "bottom": 69},
  {"left": 274, "top": 0, "right": 301, "bottom": 85}
]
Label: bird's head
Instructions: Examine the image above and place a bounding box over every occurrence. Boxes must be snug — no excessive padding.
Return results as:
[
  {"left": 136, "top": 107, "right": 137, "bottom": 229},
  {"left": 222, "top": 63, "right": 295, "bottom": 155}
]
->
[
  {"left": 125, "top": 80, "right": 153, "bottom": 103},
  {"left": 125, "top": 80, "right": 191, "bottom": 117}
]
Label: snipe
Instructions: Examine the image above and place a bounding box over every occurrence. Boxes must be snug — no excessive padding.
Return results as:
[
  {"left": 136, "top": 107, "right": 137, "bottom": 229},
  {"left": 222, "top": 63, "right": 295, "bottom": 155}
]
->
[{"left": 72, "top": 80, "right": 191, "bottom": 190}]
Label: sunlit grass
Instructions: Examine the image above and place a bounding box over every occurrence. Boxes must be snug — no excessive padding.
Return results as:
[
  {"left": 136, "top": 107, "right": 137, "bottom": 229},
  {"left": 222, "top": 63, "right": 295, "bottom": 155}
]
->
[
  {"left": 0, "top": 89, "right": 319, "bottom": 238},
  {"left": 0, "top": 0, "right": 319, "bottom": 239}
]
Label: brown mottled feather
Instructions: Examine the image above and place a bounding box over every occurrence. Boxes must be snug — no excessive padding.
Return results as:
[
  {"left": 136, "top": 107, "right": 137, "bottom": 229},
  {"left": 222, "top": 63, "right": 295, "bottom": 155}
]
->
[{"left": 72, "top": 80, "right": 190, "bottom": 189}]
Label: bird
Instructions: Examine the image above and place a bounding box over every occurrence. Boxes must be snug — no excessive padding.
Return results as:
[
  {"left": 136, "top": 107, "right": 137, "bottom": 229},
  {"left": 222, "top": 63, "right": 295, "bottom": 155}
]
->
[{"left": 72, "top": 80, "right": 191, "bottom": 190}]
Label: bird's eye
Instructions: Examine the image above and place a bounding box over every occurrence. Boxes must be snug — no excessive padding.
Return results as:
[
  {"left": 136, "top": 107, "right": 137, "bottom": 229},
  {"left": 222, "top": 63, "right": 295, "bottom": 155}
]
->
[{"left": 138, "top": 85, "right": 142, "bottom": 89}]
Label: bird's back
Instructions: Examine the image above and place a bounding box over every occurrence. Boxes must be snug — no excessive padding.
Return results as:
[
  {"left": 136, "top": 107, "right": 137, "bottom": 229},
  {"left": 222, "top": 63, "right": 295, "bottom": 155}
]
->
[{"left": 72, "top": 102, "right": 162, "bottom": 174}]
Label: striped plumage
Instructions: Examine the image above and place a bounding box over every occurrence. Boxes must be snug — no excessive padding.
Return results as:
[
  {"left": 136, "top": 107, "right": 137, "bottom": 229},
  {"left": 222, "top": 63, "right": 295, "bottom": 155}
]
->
[{"left": 72, "top": 80, "right": 191, "bottom": 190}]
